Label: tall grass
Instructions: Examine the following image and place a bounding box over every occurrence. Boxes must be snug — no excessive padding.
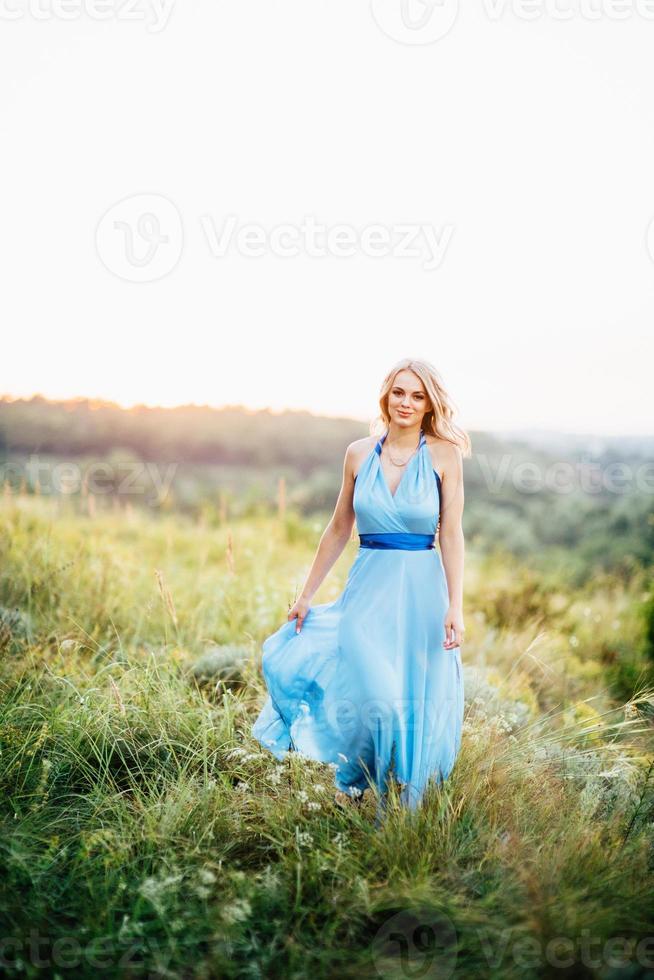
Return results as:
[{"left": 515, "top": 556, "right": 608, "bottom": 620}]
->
[{"left": 0, "top": 493, "right": 652, "bottom": 978}]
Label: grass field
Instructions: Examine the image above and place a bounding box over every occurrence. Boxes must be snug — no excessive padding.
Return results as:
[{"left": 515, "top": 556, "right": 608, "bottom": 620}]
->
[{"left": 1, "top": 492, "right": 653, "bottom": 978}]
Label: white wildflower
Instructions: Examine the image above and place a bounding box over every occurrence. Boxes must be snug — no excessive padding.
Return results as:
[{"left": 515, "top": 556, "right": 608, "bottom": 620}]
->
[
  {"left": 221, "top": 899, "right": 252, "bottom": 924},
  {"left": 268, "top": 765, "right": 286, "bottom": 786},
  {"left": 258, "top": 865, "right": 281, "bottom": 893},
  {"left": 138, "top": 872, "right": 183, "bottom": 915}
]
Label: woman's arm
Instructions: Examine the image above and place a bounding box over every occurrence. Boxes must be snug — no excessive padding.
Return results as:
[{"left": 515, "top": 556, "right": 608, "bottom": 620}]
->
[
  {"left": 438, "top": 443, "right": 465, "bottom": 650},
  {"left": 289, "top": 442, "right": 360, "bottom": 631}
]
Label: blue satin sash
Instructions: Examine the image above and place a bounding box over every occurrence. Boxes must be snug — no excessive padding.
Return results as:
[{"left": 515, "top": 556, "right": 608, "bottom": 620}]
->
[{"left": 359, "top": 532, "right": 435, "bottom": 551}]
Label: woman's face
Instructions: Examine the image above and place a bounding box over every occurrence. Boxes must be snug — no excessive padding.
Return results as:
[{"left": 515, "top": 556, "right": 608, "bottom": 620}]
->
[{"left": 387, "top": 370, "right": 430, "bottom": 427}]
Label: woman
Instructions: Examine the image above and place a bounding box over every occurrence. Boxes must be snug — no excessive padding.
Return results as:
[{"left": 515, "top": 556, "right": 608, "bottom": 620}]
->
[{"left": 252, "top": 357, "right": 470, "bottom": 818}]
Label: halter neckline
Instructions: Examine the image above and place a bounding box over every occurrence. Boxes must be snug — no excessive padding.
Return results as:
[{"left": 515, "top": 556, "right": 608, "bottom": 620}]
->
[
  {"left": 375, "top": 428, "right": 426, "bottom": 456},
  {"left": 371, "top": 427, "right": 442, "bottom": 498}
]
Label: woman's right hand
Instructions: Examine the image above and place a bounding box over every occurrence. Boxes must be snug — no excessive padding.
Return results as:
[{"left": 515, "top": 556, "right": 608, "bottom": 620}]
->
[{"left": 288, "top": 596, "right": 311, "bottom": 634}]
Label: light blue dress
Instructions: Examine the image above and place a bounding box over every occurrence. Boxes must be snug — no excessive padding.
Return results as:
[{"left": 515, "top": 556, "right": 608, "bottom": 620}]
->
[{"left": 252, "top": 427, "right": 464, "bottom": 815}]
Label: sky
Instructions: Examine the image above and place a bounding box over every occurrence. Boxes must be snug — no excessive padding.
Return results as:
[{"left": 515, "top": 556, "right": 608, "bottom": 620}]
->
[{"left": 1, "top": 0, "right": 654, "bottom": 436}]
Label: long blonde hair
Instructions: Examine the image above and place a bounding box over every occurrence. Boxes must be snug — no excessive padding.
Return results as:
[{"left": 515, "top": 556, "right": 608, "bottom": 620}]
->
[{"left": 374, "top": 357, "right": 472, "bottom": 457}]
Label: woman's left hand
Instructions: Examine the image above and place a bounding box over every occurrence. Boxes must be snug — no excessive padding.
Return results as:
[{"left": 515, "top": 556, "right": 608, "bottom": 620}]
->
[{"left": 443, "top": 605, "right": 465, "bottom": 649}]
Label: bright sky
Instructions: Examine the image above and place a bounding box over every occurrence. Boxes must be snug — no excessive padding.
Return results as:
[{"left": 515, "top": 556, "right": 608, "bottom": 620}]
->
[{"left": 2, "top": 1, "right": 654, "bottom": 435}]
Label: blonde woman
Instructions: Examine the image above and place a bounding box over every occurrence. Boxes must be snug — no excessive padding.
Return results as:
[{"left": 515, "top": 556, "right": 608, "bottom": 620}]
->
[{"left": 253, "top": 357, "right": 470, "bottom": 819}]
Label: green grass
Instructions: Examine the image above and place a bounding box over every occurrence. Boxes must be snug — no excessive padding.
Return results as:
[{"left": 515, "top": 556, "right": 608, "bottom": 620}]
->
[{"left": 0, "top": 494, "right": 653, "bottom": 979}]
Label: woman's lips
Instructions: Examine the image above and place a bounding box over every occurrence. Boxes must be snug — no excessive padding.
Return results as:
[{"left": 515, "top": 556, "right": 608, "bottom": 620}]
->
[{"left": 398, "top": 412, "right": 412, "bottom": 417}]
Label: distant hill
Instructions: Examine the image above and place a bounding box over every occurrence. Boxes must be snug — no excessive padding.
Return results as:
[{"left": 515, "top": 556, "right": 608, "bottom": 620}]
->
[
  {"left": 0, "top": 394, "right": 512, "bottom": 471},
  {"left": 1, "top": 395, "right": 651, "bottom": 485},
  {"left": 0, "top": 395, "right": 368, "bottom": 472},
  {"left": 490, "top": 428, "right": 654, "bottom": 458}
]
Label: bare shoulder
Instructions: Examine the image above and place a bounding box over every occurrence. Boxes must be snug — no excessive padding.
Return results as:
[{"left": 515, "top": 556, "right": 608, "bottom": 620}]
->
[
  {"left": 423, "top": 435, "right": 462, "bottom": 482},
  {"left": 346, "top": 435, "right": 378, "bottom": 479}
]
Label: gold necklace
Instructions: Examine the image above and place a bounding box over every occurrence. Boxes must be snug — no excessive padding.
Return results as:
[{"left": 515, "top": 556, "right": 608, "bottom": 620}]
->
[{"left": 384, "top": 432, "right": 421, "bottom": 467}]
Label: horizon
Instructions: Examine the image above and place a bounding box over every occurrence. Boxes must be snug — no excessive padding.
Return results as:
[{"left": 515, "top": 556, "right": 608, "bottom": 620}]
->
[{"left": 1, "top": 389, "right": 651, "bottom": 441}]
